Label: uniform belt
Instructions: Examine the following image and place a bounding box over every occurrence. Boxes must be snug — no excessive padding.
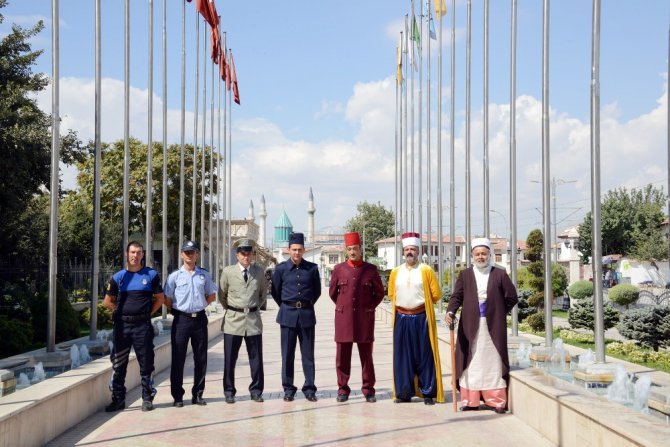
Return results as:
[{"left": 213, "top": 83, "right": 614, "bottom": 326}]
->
[
  {"left": 226, "top": 305, "right": 258, "bottom": 314},
  {"left": 284, "top": 300, "right": 312, "bottom": 309},
  {"left": 396, "top": 305, "right": 426, "bottom": 315},
  {"left": 119, "top": 313, "right": 151, "bottom": 323},
  {"left": 172, "top": 308, "right": 206, "bottom": 318}
]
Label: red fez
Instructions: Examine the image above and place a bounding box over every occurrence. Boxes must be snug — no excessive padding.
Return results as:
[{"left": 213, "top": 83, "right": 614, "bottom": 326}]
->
[{"left": 344, "top": 232, "right": 361, "bottom": 247}]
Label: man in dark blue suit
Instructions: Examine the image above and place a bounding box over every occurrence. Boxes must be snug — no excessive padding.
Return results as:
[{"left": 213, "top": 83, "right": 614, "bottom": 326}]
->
[{"left": 271, "top": 232, "right": 321, "bottom": 402}]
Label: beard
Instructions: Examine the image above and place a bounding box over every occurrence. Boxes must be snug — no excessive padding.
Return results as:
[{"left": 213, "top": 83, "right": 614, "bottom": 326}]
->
[{"left": 474, "top": 258, "right": 489, "bottom": 268}]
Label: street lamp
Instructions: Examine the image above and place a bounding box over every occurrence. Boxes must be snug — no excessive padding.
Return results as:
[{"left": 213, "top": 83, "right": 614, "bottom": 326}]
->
[{"left": 530, "top": 177, "right": 577, "bottom": 262}]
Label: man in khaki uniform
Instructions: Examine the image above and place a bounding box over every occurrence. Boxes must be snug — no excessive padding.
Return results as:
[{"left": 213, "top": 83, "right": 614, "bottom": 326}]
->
[{"left": 219, "top": 239, "right": 268, "bottom": 403}]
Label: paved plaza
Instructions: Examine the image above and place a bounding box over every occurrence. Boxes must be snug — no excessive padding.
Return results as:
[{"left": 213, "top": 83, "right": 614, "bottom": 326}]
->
[{"left": 48, "top": 296, "right": 553, "bottom": 446}]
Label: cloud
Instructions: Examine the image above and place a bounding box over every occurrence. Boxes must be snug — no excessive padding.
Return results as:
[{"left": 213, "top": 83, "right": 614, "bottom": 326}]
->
[{"left": 34, "top": 71, "right": 668, "bottom": 245}]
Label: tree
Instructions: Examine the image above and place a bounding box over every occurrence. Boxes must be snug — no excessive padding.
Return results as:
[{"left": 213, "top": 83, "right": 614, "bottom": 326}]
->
[
  {"left": 567, "top": 280, "right": 593, "bottom": 300},
  {"left": 577, "top": 185, "right": 667, "bottom": 262},
  {"left": 0, "top": 3, "right": 83, "bottom": 259},
  {"left": 345, "top": 202, "right": 394, "bottom": 260},
  {"left": 618, "top": 306, "right": 670, "bottom": 352},
  {"left": 66, "top": 139, "right": 219, "bottom": 265},
  {"left": 568, "top": 298, "right": 620, "bottom": 332},
  {"left": 607, "top": 284, "right": 640, "bottom": 310}
]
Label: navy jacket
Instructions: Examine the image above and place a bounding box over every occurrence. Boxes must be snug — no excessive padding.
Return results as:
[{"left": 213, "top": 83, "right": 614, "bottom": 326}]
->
[{"left": 271, "top": 258, "right": 321, "bottom": 328}]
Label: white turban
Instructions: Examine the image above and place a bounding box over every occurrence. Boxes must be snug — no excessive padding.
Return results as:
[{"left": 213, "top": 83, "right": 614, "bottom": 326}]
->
[{"left": 471, "top": 237, "right": 492, "bottom": 251}]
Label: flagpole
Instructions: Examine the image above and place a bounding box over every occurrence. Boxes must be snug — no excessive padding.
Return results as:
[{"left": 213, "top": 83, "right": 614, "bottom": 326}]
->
[
  {"left": 222, "top": 33, "right": 228, "bottom": 264},
  {"left": 449, "top": 0, "right": 456, "bottom": 290},
  {"left": 417, "top": 0, "right": 423, "bottom": 241},
  {"left": 216, "top": 26, "right": 222, "bottom": 283},
  {"left": 410, "top": 2, "right": 416, "bottom": 232},
  {"left": 90, "top": 0, "right": 101, "bottom": 339},
  {"left": 209, "top": 53, "right": 215, "bottom": 271},
  {"left": 398, "top": 31, "right": 404, "bottom": 265},
  {"left": 200, "top": 24, "right": 207, "bottom": 265},
  {"left": 437, "top": 0, "right": 443, "bottom": 290},
  {"left": 483, "top": 0, "right": 490, "bottom": 238},
  {"left": 191, "top": 13, "right": 199, "bottom": 242},
  {"left": 510, "top": 0, "right": 519, "bottom": 336},
  {"left": 47, "top": 0, "right": 60, "bottom": 352},
  {"left": 542, "top": 0, "right": 553, "bottom": 348},
  {"left": 426, "top": 4, "right": 432, "bottom": 267},
  {"left": 227, "top": 49, "right": 233, "bottom": 263},
  {"left": 161, "top": 0, "right": 168, "bottom": 318},
  {"left": 404, "top": 17, "right": 409, "bottom": 234},
  {"left": 395, "top": 39, "right": 400, "bottom": 268},
  {"left": 123, "top": 0, "right": 130, "bottom": 257},
  {"left": 178, "top": 0, "right": 186, "bottom": 266},
  {"left": 590, "top": 0, "right": 605, "bottom": 362},
  {"left": 465, "top": 0, "right": 471, "bottom": 268},
  {"left": 146, "top": 0, "right": 154, "bottom": 268}
]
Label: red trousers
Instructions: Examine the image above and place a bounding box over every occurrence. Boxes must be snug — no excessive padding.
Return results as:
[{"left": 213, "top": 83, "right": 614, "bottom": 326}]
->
[{"left": 336, "top": 341, "right": 375, "bottom": 397}]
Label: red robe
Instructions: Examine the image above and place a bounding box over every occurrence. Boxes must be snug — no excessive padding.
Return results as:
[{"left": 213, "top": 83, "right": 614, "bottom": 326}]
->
[
  {"left": 447, "top": 266, "right": 518, "bottom": 388},
  {"left": 329, "top": 261, "right": 384, "bottom": 342}
]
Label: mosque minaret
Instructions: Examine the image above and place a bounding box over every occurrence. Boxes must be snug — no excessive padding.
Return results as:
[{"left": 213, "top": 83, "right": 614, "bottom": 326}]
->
[
  {"left": 259, "top": 195, "right": 267, "bottom": 247},
  {"left": 248, "top": 199, "right": 255, "bottom": 221},
  {"left": 307, "top": 187, "right": 315, "bottom": 244}
]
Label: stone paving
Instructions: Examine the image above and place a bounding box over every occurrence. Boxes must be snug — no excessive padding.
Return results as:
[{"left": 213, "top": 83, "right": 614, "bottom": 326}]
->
[{"left": 48, "top": 295, "right": 554, "bottom": 446}]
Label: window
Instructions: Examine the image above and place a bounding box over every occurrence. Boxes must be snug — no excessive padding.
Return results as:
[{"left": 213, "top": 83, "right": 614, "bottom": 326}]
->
[
  {"left": 495, "top": 253, "right": 502, "bottom": 262},
  {"left": 328, "top": 254, "right": 339, "bottom": 264}
]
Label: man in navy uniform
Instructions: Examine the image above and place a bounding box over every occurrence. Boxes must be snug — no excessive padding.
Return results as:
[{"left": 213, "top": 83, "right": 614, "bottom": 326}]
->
[
  {"left": 103, "top": 241, "right": 165, "bottom": 412},
  {"left": 329, "top": 231, "right": 385, "bottom": 403},
  {"left": 271, "top": 232, "right": 321, "bottom": 402},
  {"left": 164, "top": 240, "right": 217, "bottom": 407},
  {"left": 219, "top": 238, "right": 267, "bottom": 403}
]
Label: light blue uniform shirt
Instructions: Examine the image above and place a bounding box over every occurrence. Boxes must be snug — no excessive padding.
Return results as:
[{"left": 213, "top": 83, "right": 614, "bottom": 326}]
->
[{"left": 164, "top": 266, "right": 217, "bottom": 314}]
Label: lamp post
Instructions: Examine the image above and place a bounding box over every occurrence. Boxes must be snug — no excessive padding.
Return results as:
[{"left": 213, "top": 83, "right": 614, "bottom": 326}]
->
[{"left": 320, "top": 253, "right": 326, "bottom": 287}]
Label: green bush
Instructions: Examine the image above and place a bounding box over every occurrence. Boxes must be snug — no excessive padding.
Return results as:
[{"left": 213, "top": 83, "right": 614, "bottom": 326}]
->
[
  {"left": 30, "top": 282, "right": 81, "bottom": 343},
  {"left": 568, "top": 280, "right": 593, "bottom": 300},
  {"left": 527, "top": 291, "right": 545, "bottom": 309},
  {"left": 516, "top": 289, "right": 535, "bottom": 322},
  {"left": 527, "top": 312, "right": 545, "bottom": 332},
  {"left": 617, "top": 306, "right": 670, "bottom": 352},
  {"left": 607, "top": 284, "right": 640, "bottom": 309},
  {"left": 0, "top": 315, "right": 35, "bottom": 358},
  {"left": 80, "top": 303, "right": 113, "bottom": 329},
  {"left": 559, "top": 329, "right": 595, "bottom": 344},
  {"left": 568, "top": 297, "right": 620, "bottom": 332}
]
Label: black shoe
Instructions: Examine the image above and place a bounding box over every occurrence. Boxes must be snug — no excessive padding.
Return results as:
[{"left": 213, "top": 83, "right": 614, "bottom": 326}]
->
[
  {"left": 424, "top": 398, "right": 435, "bottom": 405},
  {"left": 224, "top": 395, "right": 235, "bottom": 404},
  {"left": 105, "top": 400, "right": 125, "bottom": 412},
  {"left": 394, "top": 398, "right": 411, "bottom": 403},
  {"left": 251, "top": 394, "right": 264, "bottom": 403},
  {"left": 494, "top": 407, "right": 507, "bottom": 414},
  {"left": 305, "top": 394, "right": 318, "bottom": 402},
  {"left": 336, "top": 394, "right": 348, "bottom": 403},
  {"left": 365, "top": 395, "right": 377, "bottom": 403},
  {"left": 173, "top": 400, "right": 184, "bottom": 408},
  {"left": 283, "top": 395, "right": 294, "bottom": 402},
  {"left": 460, "top": 405, "right": 479, "bottom": 411},
  {"left": 141, "top": 400, "right": 154, "bottom": 412},
  {"left": 192, "top": 396, "right": 207, "bottom": 406}
]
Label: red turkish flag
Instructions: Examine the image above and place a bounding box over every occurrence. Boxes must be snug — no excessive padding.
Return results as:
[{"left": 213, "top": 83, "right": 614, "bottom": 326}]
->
[{"left": 229, "top": 51, "right": 240, "bottom": 105}]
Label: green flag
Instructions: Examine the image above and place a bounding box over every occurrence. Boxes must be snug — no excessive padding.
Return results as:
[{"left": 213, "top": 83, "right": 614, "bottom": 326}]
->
[{"left": 411, "top": 14, "right": 421, "bottom": 54}]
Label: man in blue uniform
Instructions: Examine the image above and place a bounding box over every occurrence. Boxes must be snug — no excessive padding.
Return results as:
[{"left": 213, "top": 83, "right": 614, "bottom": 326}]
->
[
  {"left": 164, "top": 240, "right": 217, "bottom": 407},
  {"left": 103, "top": 241, "right": 165, "bottom": 412},
  {"left": 271, "top": 232, "right": 321, "bottom": 402}
]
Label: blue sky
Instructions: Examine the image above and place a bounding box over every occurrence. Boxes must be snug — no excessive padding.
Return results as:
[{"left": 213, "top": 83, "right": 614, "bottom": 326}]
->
[{"left": 1, "top": 0, "right": 668, "bottom": 248}]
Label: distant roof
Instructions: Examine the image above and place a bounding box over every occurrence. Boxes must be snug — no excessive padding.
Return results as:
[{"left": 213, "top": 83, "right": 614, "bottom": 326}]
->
[{"left": 275, "top": 210, "right": 293, "bottom": 228}]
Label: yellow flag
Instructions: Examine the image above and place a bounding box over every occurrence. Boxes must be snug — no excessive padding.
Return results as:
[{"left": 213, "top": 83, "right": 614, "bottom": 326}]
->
[
  {"left": 396, "top": 37, "right": 403, "bottom": 86},
  {"left": 434, "top": 0, "right": 446, "bottom": 17}
]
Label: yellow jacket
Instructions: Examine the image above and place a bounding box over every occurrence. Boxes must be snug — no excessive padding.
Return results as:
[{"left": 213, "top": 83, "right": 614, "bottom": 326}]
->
[{"left": 388, "top": 263, "right": 445, "bottom": 403}]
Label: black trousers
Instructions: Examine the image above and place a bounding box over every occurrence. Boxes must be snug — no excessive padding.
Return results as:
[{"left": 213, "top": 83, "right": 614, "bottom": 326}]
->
[
  {"left": 280, "top": 324, "right": 316, "bottom": 396},
  {"left": 223, "top": 333, "right": 264, "bottom": 397},
  {"left": 111, "top": 320, "right": 155, "bottom": 402},
  {"left": 170, "top": 312, "right": 208, "bottom": 401}
]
